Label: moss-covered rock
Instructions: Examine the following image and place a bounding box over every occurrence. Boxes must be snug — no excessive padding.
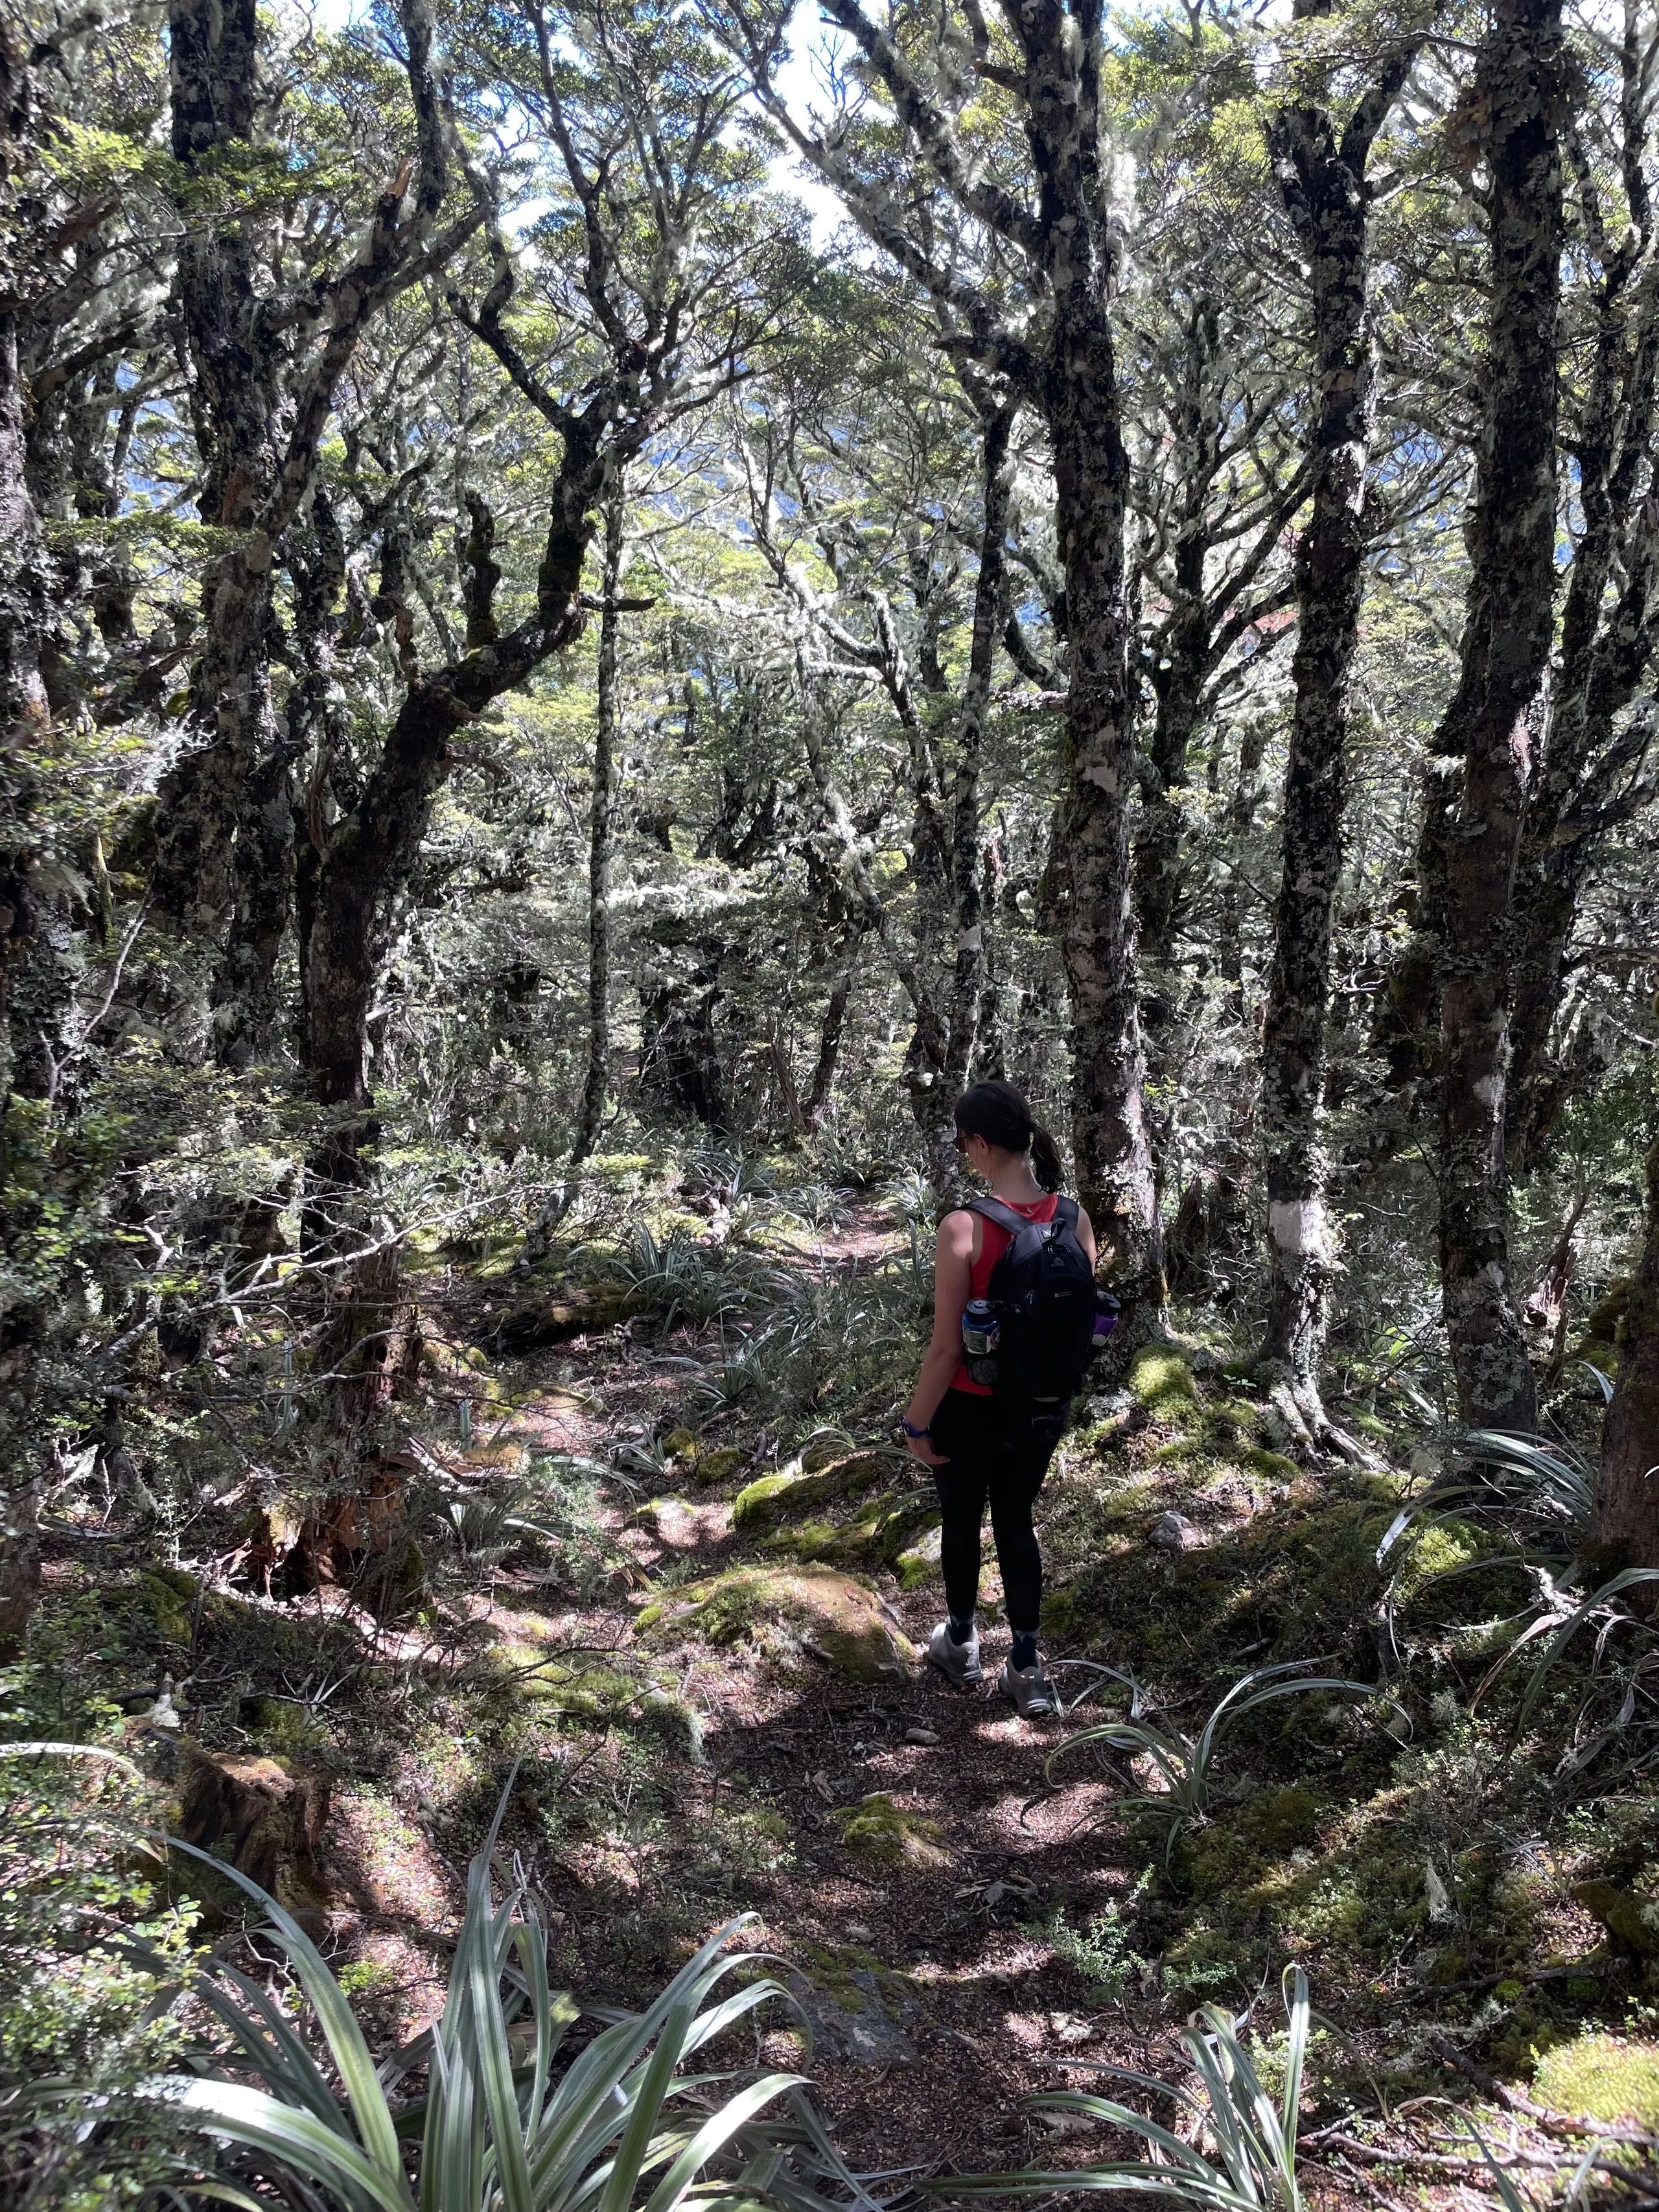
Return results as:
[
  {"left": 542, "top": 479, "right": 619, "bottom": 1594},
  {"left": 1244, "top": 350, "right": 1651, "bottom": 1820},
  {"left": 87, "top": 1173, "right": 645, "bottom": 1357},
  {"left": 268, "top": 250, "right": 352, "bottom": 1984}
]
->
[
  {"left": 661, "top": 1426, "right": 700, "bottom": 1462},
  {"left": 817, "top": 1498, "right": 938, "bottom": 1572},
  {"left": 493, "top": 1284, "right": 644, "bottom": 1353},
  {"left": 732, "top": 1473, "right": 798, "bottom": 1526},
  {"left": 896, "top": 1524, "right": 943, "bottom": 1590},
  {"left": 1573, "top": 1879, "right": 1659, "bottom": 1955},
  {"left": 1242, "top": 1446, "right": 1301, "bottom": 1484},
  {"left": 1129, "top": 1345, "right": 1196, "bottom": 1416},
  {"left": 140, "top": 1566, "right": 199, "bottom": 1646},
  {"left": 1533, "top": 2033, "right": 1659, "bottom": 2126},
  {"left": 831, "top": 1792, "right": 947, "bottom": 1867},
  {"left": 693, "top": 1446, "right": 751, "bottom": 1487},
  {"left": 637, "top": 1564, "right": 916, "bottom": 1680},
  {"left": 731, "top": 1452, "right": 885, "bottom": 1527}
]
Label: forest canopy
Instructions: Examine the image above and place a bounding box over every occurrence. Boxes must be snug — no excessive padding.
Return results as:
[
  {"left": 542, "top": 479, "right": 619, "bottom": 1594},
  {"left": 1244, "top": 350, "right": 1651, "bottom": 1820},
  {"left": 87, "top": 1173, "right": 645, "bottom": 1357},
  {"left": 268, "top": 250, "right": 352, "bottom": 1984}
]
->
[{"left": 5, "top": 0, "right": 1659, "bottom": 2202}]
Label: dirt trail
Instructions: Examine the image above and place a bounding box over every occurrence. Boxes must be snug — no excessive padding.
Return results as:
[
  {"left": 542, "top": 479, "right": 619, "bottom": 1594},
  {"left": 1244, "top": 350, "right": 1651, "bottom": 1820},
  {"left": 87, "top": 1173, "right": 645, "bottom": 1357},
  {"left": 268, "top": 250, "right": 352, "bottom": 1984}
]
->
[{"left": 482, "top": 1207, "right": 1155, "bottom": 2182}]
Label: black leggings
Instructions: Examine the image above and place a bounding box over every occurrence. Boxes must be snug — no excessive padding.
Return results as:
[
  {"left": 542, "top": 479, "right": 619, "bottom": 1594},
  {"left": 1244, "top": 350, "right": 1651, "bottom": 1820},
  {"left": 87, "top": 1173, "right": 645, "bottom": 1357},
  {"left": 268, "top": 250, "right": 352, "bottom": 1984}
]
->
[{"left": 927, "top": 1388, "right": 1056, "bottom": 1635}]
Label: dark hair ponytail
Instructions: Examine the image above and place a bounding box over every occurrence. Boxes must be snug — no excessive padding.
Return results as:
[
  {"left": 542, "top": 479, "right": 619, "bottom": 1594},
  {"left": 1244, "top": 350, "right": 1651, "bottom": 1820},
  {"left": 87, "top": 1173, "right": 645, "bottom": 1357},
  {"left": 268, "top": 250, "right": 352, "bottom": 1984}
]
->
[
  {"left": 953, "top": 1080, "right": 1065, "bottom": 1193},
  {"left": 1028, "top": 1123, "right": 1063, "bottom": 1194}
]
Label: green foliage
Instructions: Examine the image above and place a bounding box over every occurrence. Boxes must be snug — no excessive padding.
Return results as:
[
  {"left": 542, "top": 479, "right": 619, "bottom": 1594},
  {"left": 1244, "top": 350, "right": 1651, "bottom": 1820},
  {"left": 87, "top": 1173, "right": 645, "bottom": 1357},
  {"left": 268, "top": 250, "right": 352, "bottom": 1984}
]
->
[
  {"left": 1532, "top": 2032, "right": 1659, "bottom": 2128},
  {"left": 138, "top": 1789, "right": 873, "bottom": 2212},
  {"left": 1047, "top": 1664, "right": 1397, "bottom": 1862},
  {"left": 1043, "top": 1880, "right": 1150, "bottom": 1993},
  {"left": 0, "top": 1678, "right": 200, "bottom": 2206},
  {"left": 954, "top": 1968, "right": 1315, "bottom": 2212}
]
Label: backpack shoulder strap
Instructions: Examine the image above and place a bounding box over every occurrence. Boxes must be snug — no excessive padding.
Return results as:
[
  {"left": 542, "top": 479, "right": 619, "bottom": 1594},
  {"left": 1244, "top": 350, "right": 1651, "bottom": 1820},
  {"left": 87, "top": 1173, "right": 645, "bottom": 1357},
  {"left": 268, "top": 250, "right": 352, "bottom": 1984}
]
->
[
  {"left": 1051, "top": 1196, "right": 1080, "bottom": 1235},
  {"left": 966, "top": 1196, "right": 1030, "bottom": 1239},
  {"left": 967, "top": 1196, "right": 1051, "bottom": 1267}
]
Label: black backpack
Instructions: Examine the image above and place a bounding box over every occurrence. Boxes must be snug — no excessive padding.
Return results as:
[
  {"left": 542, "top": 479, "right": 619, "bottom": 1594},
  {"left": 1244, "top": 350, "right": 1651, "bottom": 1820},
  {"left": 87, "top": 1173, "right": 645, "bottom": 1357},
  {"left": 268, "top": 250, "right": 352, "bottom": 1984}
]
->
[{"left": 963, "top": 1196, "right": 1115, "bottom": 1440}]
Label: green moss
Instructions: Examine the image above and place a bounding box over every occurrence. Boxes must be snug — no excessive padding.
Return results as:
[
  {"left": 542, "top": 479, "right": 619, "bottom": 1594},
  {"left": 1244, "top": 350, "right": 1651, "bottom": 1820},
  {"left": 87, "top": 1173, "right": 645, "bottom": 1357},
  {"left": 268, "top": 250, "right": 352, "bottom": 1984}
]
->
[
  {"left": 1207, "top": 1398, "right": 1262, "bottom": 1439},
  {"left": 662, "top": 1427, "right": 699, "bottom": 1461},
  {"left": 1252, "top": 1786, "right": 1320, "bottom": 1851},
  {"left": 1341, "top": 1408, "right": 1391, "bottom": 1443},
  {"left": 1039, "top": 1582, "right": 1085, "bottom": 1638},
  {"left": 732, "top": 1473, "right": 799, "bottom": 1527},
  {"left": 1242, "top": 1446, "right": 1301, "bottom": 1483},
  {"left": 1150, "top": 1438, "right": 1212, "bottom": 1469},
  {"left": 815, "top": 1498, "right": 938, "bottom": 1572},
  {"left": 831, "top": 1793, "right": 946, "bottom": 1867},
  {"left": 732, "top": 1452, "right": 886, "bottom": 1525},
  {"left": 139, "top": 1568, "right": 198, "bottom": 1646},
  {"left": 1573, "top": 1880, "right": 1659, "bottom": 1955},
  {"left": 762, "top": 1517, "right": 837, "bottom": 1557},
  {"left": 1390, "top": 1516, "right": 1495, "bottom": 1604},
  {"left": 500, "top": 1649, "right": 645, "bottom": 1719},
  {"left": 637, "top": 1564, "right": 916, "bottom": 1681},
  {"left": 1533, "top": 2034, "right": 1659, "bottom": 2127},
  {"left": 693, "top": 1446, "right": 750, "bottom": 1487},
  {"left": 1129, "top": 1345, "right": 1196, "bottom": 1416},
  {"left": 895, "top": 1526, "right": 942, "bottom": 1590}
]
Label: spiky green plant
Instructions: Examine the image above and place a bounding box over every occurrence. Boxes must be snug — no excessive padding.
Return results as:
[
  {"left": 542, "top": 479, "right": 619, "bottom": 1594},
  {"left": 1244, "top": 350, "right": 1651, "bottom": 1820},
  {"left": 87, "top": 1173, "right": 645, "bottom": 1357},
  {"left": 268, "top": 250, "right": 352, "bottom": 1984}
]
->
[
  {"left": 126, "top": 1789, "right": 876, "bottom": 2212},
  {"left": 947, "top": 1966, "right": 1313, "bottom": 2212},
  {"left": 1471, "top": 1562, "right": 1659, "bottom": 1728},
  {"left": 1374, "top": 1429, "right": 1597, "bottom": 1567},
  {"left": 1047, "top": 1664, "right": 1397, "bottom": 1861}
]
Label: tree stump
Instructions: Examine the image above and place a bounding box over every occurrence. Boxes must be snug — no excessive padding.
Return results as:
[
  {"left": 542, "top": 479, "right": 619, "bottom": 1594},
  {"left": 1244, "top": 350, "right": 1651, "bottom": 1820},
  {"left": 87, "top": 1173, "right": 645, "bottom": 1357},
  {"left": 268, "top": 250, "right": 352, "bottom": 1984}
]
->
[{"left": 179, "top": 1745, "right": 332, "bottom": 1922}]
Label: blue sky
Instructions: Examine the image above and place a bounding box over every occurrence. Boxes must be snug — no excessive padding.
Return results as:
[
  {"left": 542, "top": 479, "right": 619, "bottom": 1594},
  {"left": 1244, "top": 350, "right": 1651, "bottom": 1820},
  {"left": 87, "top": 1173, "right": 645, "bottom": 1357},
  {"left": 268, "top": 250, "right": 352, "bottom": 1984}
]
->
[{"left": 305, "top": 0, "right": 846, "bottom": 237}]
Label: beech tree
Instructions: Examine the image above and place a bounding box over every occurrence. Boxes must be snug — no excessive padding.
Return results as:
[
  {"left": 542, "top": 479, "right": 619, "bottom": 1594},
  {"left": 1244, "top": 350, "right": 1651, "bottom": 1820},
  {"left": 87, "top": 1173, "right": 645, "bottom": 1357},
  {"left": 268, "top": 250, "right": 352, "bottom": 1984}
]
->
[
  {"left": 723, "top": 0, "right": 1166, "bottom": 1325},
  {"left": 151, "top": 0, "right": 476, "bottom": 1067},
  {"left": 1257, "top": 16, "right": 1418, "bottom": 1419},
  {"left": 9, "top": 0, "right": 1659, "bottom": 1647},
  {"left": 1418, "top": 0, "right": 1564, "bottom": 1434}
]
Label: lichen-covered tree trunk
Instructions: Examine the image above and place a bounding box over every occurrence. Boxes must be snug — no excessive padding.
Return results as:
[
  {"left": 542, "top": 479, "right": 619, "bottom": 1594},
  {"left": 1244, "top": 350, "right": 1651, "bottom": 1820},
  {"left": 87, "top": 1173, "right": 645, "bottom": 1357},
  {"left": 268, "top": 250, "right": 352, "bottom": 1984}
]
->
[
  {"left": 0, "top": 333, "right": 47, "bottom": 1657},
  {"left": 152, "top": 0, "right": 452, "bottom": 1068},
  {"left": 1052, "top": 290, "right": 1163, "bottom": 1324},
  {"left": 1506, "top": 109, "right": 1659, "bottom": 1173},
  {"left": 1258, "top": 52, "right": 1411, "bottom": 1408},
  {"left": 1594, "top": 1133, "right": 1659, "bottom": 1585},
  {"left": 573, "top": 479, "right": 627, "bottom": 1163},
  {"left": 940, "top": 393, "right": 1015, "bottom": 1106},
  {"left": 148, "top": 0, "right": 285, "bottom": 1061},
  {"left": 1428, "top": 0, "right": 1564, "bottom": 1433}
]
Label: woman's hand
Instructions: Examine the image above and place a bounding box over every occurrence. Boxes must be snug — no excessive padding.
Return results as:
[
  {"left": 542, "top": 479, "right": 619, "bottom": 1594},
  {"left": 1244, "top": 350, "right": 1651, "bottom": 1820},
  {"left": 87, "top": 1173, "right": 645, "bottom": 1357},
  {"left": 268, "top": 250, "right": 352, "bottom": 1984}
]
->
[{"left": 906, "top": 1428, "right": 949, "bottom": 1469}]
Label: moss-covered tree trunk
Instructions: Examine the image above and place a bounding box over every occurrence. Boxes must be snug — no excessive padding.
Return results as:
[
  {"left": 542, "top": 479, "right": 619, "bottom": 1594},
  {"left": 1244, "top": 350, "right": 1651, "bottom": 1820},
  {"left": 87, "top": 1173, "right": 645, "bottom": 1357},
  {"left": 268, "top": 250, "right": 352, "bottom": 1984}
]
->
[
  {"left": 1424, "top": 0, "right": 1564, "bottom": 1434},
  {"left": 574, "top": 476, "right": 627, "bottom": 1163},
  {"left": 1594, "top": 1134, "right": 1659, "bottom": 1585},
  {"left": 1257, "top": 43, "right": 1414, "bottom": 1417}
]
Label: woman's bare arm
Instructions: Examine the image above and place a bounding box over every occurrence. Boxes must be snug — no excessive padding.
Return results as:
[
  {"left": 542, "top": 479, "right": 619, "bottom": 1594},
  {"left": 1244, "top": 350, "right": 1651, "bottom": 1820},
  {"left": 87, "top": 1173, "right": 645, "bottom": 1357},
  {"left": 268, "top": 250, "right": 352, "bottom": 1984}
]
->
[{"left": 903, "top": 1209, "right": 977, "bottom": 1463}]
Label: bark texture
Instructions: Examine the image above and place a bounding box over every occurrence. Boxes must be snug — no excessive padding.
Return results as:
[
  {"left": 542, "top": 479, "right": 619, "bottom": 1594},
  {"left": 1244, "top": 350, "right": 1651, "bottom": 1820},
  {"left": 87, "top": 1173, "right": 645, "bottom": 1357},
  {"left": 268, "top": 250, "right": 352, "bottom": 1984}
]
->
[
  {"left": 574, "top": 480, "right": 627, "bottom": 1163},
  {"left": 0, "top": 22, "right": 58, "bottom": 1658},
  {"left": 750, "top": 0, "right": 1165, "bottom": 1323},
  {"left": 152, "top": 0, "right": 456, "bottom": 1066},
  {"left": 1505, "top": 25, "right": 1659, "bottom": 1170},
  {"left": 1426, "top": 0, "right": 1564, "bottom": 1432},
  {"left": 1258, "top": 44, "right": 1413, "bottom": 1401},
  {"left": 1594, "top": 1133, "right": 1659, "bottom": 1580}
]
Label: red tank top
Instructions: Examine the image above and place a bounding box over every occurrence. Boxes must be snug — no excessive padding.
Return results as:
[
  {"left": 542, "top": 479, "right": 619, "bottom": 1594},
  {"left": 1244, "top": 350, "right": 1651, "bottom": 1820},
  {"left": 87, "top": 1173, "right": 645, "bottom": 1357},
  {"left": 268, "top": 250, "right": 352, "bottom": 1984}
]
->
[{"left": 951, "top": 1192, "right": 1060, "bottom": 1396}]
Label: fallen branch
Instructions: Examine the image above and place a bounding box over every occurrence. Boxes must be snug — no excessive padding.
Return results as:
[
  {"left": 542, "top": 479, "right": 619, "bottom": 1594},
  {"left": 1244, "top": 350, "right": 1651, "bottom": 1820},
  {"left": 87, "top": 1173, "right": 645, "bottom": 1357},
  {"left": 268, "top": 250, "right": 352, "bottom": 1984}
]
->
[
  {"left": 1312, "top": 2130, "right": 1659, "bottom": 2197},
  {"left": 1427, "top": 2031, "right": 1659, "bottom": 2148}
]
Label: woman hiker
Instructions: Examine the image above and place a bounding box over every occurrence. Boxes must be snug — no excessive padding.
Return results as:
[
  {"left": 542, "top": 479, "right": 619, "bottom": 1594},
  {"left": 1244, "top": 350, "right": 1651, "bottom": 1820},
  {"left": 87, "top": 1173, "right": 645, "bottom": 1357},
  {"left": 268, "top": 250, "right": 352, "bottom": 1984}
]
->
[{"left": 901, "top": 1081, "right": 1098, "bottom": 1718}]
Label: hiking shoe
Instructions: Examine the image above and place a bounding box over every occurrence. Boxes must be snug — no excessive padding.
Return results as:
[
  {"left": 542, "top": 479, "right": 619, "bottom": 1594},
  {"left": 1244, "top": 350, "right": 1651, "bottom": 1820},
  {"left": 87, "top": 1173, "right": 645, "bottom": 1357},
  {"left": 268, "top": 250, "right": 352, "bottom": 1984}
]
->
[
  {"left": 999, "top": 1657, "right": 1053, "bottom": 1718},
  {"left": 928, "top": 1620, "right": 983, "bottom": 1688}
]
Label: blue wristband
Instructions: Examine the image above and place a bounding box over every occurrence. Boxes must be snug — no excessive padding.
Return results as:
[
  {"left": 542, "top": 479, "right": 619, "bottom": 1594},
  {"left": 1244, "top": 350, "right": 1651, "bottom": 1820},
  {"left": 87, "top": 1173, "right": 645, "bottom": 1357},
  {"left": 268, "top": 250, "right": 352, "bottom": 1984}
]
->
[{"left": 903, "top": 1420, "right": 932, "bottom": 1439}]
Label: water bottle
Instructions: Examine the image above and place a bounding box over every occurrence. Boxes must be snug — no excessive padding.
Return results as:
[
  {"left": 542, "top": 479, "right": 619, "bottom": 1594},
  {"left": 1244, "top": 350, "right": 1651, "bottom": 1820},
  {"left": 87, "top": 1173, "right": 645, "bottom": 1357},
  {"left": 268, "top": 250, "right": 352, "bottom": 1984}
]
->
[{"left": 962, "top": 1299, "right": 1000, "bottom": 1358}]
